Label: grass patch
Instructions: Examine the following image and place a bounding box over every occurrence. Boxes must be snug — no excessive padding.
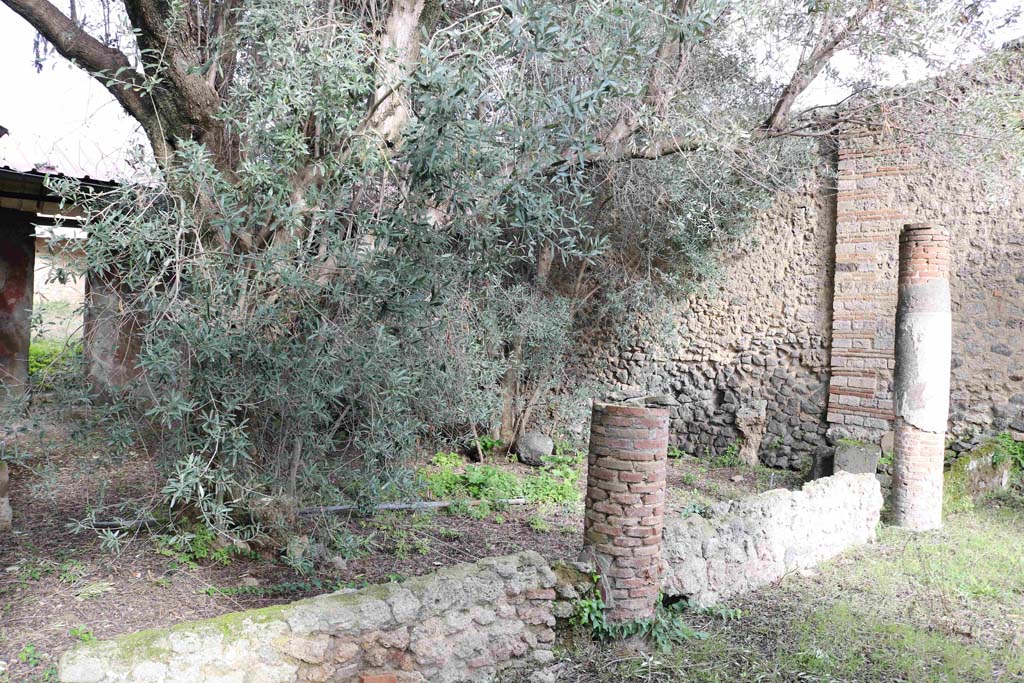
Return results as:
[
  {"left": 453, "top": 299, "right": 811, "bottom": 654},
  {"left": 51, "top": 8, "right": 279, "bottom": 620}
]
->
[
  {"left": 540, "top": 503, "right": 1024, "bottom": 683},
  {"left": 28, "top": 339, "right": 82, "bottom": 390},
  {"left": 419, "top": 448, "right": 582, "bottom": 507}
]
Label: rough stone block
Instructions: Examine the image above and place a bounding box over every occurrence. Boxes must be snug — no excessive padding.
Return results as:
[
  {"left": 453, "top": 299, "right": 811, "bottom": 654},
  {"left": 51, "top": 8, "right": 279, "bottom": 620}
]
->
[
  {"left": 834, "top": 440, "right": 881, "bottom": 475},
  {"left": 734, "top": 401, "right": 767, "bottom": 466},
  {"left": 944, "top": 438, "right": 1013, "bottom": 512},
  {"left": 515, "top": 432, "right": 553, "bottom": 467}
]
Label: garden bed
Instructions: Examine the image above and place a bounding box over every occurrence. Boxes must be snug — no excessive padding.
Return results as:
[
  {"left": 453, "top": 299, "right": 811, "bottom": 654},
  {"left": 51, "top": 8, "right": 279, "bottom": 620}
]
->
[{"left": 0, "top": 405, "right": 801, "bottom": 681}]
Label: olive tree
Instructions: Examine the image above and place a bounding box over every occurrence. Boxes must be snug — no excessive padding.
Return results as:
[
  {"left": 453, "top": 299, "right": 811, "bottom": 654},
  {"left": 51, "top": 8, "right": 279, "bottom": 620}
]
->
[{"left": 4, "top": 0, "right": 1015, "bottom": 533}]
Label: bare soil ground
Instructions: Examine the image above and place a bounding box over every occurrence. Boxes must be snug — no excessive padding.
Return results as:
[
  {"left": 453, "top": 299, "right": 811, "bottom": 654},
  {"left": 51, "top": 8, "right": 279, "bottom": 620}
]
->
[{"left": 0, "top": 407, "right": 802, "bottom": 681}]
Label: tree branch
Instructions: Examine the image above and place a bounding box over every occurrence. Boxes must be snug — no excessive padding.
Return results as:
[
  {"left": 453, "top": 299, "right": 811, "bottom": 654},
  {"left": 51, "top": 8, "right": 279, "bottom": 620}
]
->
[
  {"left": 762, "top": 2, "right": 877, "bottom": 133},
  {"left": 2, "top": 0, "right": 154, "bottom": 122},
  {"left": 587, "top": 134, "right": 704, "bottom": 163},
  {"left": 600, "top": 0, "right": 695, "bottom": 154}
]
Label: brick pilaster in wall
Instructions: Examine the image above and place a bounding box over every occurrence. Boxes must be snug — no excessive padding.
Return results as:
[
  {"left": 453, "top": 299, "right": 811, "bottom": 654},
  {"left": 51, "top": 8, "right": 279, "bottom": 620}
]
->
[
  {"left": 826, "top": 135, "right": 915, "bottom": 441},
  {"left": 826, "top": 91, "right": 1024, "bottom": 447},
  {"left": 584, "top": 402, "right": 668, "bottom": 623},
  {"left": 892, "top": 224, "right": 951, "bottom": 531}
]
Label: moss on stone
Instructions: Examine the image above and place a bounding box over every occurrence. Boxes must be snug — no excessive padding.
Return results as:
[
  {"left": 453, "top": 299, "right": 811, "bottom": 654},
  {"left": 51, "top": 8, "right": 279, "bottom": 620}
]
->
[
  {"left": 944, "top": 438, "right": 1011, "bottom": 516},
  {"left": 836, "top": 438, "right": 873, "bottom": 447},
  {"left": 179, "top": 600, "right": 292, "bottom": 639},
  {"left": 66, "top": 599, "right": 297, "bottom": 669},
  {"left": 84, "top": 627, "right": 171, "bottom": 664},
  {"left": 944, "top": 454, "right": 975, "bottom": 515}
]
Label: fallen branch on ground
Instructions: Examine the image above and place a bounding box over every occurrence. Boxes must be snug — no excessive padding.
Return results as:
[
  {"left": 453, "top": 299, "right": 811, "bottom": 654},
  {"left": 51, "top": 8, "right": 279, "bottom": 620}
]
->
[
  {"left": 88, "top": 498, "right": 531, "bottom": 529},
  {"left": 297, "top": 498, "right": 529, "bottom": 516}
]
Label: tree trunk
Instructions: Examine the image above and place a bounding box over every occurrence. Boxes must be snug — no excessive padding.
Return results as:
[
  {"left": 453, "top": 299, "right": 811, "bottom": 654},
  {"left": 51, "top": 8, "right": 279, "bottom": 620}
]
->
[
  {"left": 497, "top": 364, "right": 519, "bottom": 446},
  {"left": 0, "top": 461, "right": 11, "bottom": 531},
  {"left": 83, "top": 268, "right": 142, "bottom": 399}
]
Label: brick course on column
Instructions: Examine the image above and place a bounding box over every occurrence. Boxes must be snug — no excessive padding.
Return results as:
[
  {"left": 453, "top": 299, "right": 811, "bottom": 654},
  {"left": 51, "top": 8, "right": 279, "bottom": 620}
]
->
[
  {"left": 892, "top": 224, "right": 951, "bottom": 531},
  {"left": 584, "top": 402, "right": 668, "bottom": 623}
]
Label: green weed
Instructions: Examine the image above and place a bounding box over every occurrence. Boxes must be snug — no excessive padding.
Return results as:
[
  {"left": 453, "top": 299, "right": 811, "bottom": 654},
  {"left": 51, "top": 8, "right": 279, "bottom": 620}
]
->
[
  {"left": 18, "top": 644, "right": 42, "bottom": 667},
  {"left": 68, "top": 626, "right": 94, "bottom": 643},
  {"left": 527, "top": 514, "right": 550, "bottom": 532},
  {"left": 58, "top": 559, "right": 87, "bottom": 585},
  {"left": 155, "top": 524, "right": 238, "bottom": 568},
  {"left": 710, "top": 440, "right": 743, "bottom": 468},
  {"left": 473, "top": 435, "right": 504, "bottom": 460},
  {"left": 993, "top": 432, "right": 1024, "bottom": 471},
  {"left": 420, "top": 449, "right": 581, "bottom": 506},
  {"left": 667, "top": 445, "right": 688, "bottom": 459},
  {"left": 326, "top": 524, "right": 374, "bottom": 560},
  {"left": 571, "top": 591, "right": 708, "bottom": 653}
]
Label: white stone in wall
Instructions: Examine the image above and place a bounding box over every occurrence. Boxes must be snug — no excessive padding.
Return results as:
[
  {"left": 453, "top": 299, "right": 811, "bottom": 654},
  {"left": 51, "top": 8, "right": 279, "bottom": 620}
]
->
[{"left": 660, "top": 472, "right": 882, "bottom": 606}]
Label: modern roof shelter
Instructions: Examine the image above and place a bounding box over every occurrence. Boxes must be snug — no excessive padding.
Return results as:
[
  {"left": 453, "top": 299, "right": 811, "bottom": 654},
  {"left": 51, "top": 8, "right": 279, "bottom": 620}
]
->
[{"left": 0, "top": 127, "right": 119, "bottom": 396}]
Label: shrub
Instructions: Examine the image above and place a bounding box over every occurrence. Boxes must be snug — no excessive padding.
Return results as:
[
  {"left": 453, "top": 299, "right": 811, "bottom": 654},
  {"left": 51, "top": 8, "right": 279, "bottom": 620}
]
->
[
  {"left": 711, "top": 441, "right": 743, "bottom": 468},
  {"left": 154, "top": 523, "right": 241, "bottom": 568},
  {"left": 523, "top": 450, "right": 583, "bottom": 505},
  {"left": 463, "top": 466, "right": 523, "bottom": 501},
  {"left": 992, "top": 432, "right": 1024, "bottom": 471},
  {"left": 572, "top": 588, "right": 709, "bottom": 653}
]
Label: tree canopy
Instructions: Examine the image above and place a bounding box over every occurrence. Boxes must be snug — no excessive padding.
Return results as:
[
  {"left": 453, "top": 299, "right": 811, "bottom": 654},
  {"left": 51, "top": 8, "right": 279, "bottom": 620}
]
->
[{"left": 4, "top": 0, "right": 1019, "bottom": 534}]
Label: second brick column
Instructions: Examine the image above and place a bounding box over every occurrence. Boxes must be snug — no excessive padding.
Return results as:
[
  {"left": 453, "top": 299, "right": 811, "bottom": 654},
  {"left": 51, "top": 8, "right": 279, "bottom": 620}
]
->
[{"left": 583, "top": 401, "right": 669, "bottom": 623}]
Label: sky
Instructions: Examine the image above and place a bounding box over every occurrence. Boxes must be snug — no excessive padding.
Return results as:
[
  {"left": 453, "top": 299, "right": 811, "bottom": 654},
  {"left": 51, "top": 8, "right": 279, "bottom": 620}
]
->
[
  {"left": 0, "top": 0, "right": 1021, "bottom": 182},
  {"left": 0, "top": 4, "right": 145, "bottom": 180}
]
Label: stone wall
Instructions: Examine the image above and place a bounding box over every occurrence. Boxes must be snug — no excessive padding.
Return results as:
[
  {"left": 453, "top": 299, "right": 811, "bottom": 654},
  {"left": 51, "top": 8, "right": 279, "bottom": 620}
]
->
[
  {"left": 598, "top": 43, "right": 1024, "bottom": 465},
  {"left": 825, "top": 45, "right": 1024, "bottom": 447},
  {"left": 590, "top": 161, "right": 837, "bottom": 471},
  {"left": 58, "top": 479, "right": 888, "bottom": 683},
  {"left": 60, "top": 552, "right": 557, "bottom": 683},
  {"left": 660, "top": 472, "right": 883, "bottom": 606}
]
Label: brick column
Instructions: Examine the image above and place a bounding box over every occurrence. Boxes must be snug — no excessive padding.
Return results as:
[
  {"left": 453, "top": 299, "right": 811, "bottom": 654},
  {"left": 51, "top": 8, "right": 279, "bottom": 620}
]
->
[
  {"left": 892, "top": 224, "right": 951, "bottom": 531},
  {"left": 583, "top": 402, "right": 668, "bottom": 623}
]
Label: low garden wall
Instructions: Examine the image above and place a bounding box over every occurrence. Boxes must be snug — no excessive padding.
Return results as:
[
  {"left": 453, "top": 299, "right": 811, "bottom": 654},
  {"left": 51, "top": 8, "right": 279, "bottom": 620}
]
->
[
  {"left": 60, "top": 474, "right": 885, "bottom": 683},
  {"left": 60, "top": 552, "right": 557, "bottom": 683},
  {"left": 660, "top": 472, "right": 883, "bottom": 606}
]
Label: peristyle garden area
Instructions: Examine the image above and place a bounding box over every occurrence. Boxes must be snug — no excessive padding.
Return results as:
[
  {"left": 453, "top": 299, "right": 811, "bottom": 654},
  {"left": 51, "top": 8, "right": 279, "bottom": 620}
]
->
[{"left": 0, "top": 0, "right": 1022, "bottom": 681}]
